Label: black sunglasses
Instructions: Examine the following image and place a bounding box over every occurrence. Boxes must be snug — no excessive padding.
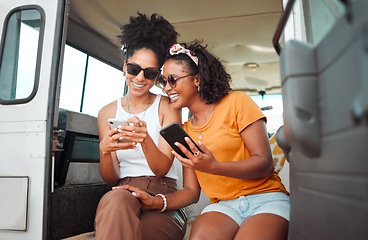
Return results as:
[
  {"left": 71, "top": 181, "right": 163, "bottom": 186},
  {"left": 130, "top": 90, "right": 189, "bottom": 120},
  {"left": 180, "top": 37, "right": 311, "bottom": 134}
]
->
[
  {"left": 158, "top": 74, "right": 196, "bottom": 89},
  {"left": 126, "top": 63, "right": 160, "bottom": 80}
]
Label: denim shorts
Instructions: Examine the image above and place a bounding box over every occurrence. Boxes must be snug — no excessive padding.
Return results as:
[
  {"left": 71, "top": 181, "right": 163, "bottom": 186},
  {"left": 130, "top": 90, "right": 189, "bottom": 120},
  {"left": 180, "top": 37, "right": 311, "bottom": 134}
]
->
[{"left": 201, "top": 192, "right": 290, "bottom": 226}]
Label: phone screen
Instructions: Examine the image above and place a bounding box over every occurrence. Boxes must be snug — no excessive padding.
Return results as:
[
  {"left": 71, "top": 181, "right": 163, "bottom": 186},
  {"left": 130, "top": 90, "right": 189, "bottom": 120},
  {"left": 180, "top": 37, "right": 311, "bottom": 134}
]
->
[{"left": 160, "top": 122, "right": 202, "bottom": 158}]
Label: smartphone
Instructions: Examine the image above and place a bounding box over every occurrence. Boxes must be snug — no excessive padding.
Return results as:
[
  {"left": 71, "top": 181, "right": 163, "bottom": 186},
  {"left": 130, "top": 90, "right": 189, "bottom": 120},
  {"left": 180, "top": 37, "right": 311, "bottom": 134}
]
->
[
  {"left": 108, "top": 118, "right": 130, "bottom": 142},
  {"left": 108, "top": 118, "right": 129, "bottom": 128},
  {"left": 160, "top": 122, "right": 202, "bottom": 158}
]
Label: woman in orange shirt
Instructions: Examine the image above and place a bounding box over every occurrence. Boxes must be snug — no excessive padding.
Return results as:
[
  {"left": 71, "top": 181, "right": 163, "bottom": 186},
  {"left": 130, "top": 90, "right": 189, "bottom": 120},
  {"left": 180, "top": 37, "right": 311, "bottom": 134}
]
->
[{"left": 120, "top": 41, "right": 290, "bottom": 240}]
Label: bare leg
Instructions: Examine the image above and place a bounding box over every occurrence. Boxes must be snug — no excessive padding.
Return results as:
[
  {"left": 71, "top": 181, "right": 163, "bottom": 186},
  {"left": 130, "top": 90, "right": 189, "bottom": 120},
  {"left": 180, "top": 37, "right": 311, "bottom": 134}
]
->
[
  {"left": 189, "top": 212, "right": 239, "bottom": 240},
  {"left": 234, "top": 213, "right": 288, "bottom": 240}
]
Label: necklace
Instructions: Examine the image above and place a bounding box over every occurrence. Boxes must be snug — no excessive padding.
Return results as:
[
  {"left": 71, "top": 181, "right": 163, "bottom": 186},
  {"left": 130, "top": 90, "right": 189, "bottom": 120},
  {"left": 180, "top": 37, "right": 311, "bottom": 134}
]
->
[
  {"left": 126, "top": 93, "right": 151, "bottom": 151},
  {"left": 192, "top": 106, "right": 213, "bottom": 140},
  {"left": 126, "top": 93, "right": 151, "bottom": 119}
]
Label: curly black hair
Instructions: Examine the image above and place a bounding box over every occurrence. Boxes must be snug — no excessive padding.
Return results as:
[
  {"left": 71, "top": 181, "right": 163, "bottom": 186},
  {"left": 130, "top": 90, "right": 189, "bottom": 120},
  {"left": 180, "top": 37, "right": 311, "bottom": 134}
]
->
[
  {"left": 120, "top": 13, "right": 178, "bottom": 67},
  {"left": 165, "top": 40, "right": 232, "bottom": 104}
]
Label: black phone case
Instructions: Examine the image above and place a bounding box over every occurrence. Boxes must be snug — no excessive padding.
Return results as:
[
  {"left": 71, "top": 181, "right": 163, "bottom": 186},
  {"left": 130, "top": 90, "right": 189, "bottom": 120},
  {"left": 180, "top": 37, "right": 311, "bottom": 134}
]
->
[{"left": 160, "top": 122, "right": 202, "bottom": 158}]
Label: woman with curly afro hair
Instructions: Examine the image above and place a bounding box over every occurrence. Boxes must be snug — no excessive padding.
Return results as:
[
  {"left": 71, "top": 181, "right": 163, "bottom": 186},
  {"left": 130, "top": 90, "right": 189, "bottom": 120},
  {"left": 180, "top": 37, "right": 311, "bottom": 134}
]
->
[
  {"left": 95, "top": 14, "right": 200, "bottom": 240},
  {"left": 124, "top": 40, "right": 290, "bottom": 240}
]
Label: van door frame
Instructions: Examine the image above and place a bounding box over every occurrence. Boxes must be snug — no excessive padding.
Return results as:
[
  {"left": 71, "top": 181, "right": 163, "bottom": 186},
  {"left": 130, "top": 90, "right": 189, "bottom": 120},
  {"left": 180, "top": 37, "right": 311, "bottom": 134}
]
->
[{"left": 0, "top": 0, "right": 67, "bottom": 239}]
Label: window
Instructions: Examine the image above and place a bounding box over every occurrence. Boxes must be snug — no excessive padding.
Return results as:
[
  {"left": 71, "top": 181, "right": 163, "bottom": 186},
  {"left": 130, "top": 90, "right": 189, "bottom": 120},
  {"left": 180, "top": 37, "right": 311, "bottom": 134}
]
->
[
  {"left": 59, "top": 45, "right": 86, "bottom": 112},
  {"left": 82, "top": 57, "right": 125, "bottom": 117},
  {"left": 59, "top": 45, "right": 126, "bottom": 117},
  {"left": 301, "top": 0, "right": 345, "bottom": 46},
  {"left": 275, "top": 0, "right": 346, "bottom": 53},
  {"left": 0, "top": 8, "right": 43, "bottom": 104},
  {"left": 251, "top": 94, "right": 284, "bottom": 134}
]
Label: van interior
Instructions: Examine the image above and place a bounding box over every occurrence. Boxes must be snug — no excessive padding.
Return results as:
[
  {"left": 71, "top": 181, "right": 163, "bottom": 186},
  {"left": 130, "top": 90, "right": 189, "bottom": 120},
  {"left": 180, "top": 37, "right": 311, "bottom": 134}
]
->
[
  {"left": 0, "top": 0, "right": 367, "bottom": 239},
  {"left": 53, "top": 1, "right": 286, "bottom": 238}
]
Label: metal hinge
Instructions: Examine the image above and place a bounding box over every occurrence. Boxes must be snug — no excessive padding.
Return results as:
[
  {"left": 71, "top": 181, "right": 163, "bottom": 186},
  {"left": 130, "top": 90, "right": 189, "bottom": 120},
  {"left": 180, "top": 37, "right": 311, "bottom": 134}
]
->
[{"left": 52, "top": 129, "right": 65, "bottom": 151}]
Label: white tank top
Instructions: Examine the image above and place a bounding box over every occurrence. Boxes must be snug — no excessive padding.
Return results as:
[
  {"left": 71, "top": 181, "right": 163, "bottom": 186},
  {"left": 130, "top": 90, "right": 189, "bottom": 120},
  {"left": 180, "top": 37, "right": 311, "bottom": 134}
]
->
[{"left": 115, "top": 94, "right": 177, "bottom": 179}]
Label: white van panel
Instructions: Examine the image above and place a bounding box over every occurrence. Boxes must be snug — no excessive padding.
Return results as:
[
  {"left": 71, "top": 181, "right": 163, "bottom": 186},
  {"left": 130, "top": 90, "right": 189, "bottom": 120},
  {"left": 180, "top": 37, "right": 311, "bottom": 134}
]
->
[
  {"left": 0, "top": 177, "right": 28, "bottom": 231},
  {"left": 0, "top": 0, "right": 62, "bottom": 239}
]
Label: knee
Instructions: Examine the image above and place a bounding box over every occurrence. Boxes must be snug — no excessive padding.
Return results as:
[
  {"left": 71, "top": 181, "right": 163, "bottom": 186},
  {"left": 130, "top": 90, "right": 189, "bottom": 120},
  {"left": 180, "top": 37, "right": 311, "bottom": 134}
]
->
[
  {"left": 190, "top": 232, "right": 224, "bottom": 240},
  {"left": 98, "top": 189, "right": 138, "bottom": 210},
  {"left": 189, "top": 235, "right": 205, "bottom": 240},
  {"left": 189, "top": 227, "right": 209, "bottom": 240}
]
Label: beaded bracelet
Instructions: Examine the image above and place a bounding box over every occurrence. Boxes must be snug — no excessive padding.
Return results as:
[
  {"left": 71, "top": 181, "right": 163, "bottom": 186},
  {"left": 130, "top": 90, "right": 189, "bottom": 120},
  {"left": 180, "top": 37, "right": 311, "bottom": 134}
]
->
[{"left": 155, "top": 194, "right": 167, "bottom": 212}]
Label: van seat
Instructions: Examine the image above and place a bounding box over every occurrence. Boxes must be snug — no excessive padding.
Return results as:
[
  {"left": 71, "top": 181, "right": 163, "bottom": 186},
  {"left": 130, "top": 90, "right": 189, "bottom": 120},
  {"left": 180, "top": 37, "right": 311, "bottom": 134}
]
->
[
  {"left": 51, "top": 109, "right": 111, "bottom": 240},
  {"left": 55, "top": 109, "right": 102, "bottom": 187},
  {"left": 270, "top": 130, "right": 290, "bottom": 192},
  {"left": 57, "top": 108, "right": 98, "bottom": 136}
]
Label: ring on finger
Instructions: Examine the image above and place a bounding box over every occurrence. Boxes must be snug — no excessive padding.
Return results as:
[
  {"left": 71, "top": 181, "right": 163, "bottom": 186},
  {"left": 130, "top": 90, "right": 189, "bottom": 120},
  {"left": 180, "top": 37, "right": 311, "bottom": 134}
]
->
[{"left": 194, "top": 151, "right": 200, "bottom": 157}]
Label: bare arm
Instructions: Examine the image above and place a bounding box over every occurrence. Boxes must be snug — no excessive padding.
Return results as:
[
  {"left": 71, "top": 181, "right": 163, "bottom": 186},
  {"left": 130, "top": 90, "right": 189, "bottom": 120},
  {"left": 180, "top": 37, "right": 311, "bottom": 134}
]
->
[
  {"left": 97, "top": 103, "right": 137, "bottom": 185},
  {"left": 175, "top": 119, "right": 274, "bottom": 179}
]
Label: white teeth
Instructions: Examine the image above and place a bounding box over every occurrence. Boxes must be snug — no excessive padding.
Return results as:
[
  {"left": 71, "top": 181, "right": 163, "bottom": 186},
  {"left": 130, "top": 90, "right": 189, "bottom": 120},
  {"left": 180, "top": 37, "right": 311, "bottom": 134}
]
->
[
  {"left": 170, "top": 93, "right": 179, "bottom": 101},
  {"left": 132, "top": 82, "right": 145, "bottom": 88}
]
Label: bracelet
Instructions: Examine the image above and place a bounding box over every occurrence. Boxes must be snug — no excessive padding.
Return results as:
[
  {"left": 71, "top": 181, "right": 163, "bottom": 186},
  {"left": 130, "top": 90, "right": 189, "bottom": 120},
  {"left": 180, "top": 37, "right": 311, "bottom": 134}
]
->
[{"left": 155, "top": 194, "right": 167, "bottom": 212}]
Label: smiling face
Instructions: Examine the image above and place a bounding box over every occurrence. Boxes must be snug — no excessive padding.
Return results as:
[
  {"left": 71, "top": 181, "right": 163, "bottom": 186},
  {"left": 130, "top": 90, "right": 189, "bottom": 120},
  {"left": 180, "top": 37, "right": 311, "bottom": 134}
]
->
[
  {"left": 124, "top": 48, "right": 159, "bottom": 97},
  {"left": 162, "top": 59, "right": 199, "bottom": 109}
]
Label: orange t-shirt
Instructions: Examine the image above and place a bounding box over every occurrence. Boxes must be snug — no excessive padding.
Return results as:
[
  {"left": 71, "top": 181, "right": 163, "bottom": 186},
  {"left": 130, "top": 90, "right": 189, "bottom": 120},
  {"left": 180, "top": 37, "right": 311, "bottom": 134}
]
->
[{"left": 183, "top": 91, "right": 288, "bottom": 203}]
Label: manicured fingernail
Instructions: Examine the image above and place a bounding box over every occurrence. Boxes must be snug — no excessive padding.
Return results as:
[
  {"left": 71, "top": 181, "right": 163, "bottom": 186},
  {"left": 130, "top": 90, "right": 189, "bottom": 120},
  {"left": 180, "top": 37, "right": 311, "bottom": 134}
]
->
[
  {"left": 174, "top": 142, "right": 178, "bottom": 146},
  {"left": 184, "top": 137, "right": 189, "bottom": 141},
  {"left": 171, "top": 151, "right": 175, "bottom": 154},
  {"left": 132, "top": 192, "right": 137, "bottom": 196},
  {"left": 198, "top": 141, "right": 202, "bottom": 145}
]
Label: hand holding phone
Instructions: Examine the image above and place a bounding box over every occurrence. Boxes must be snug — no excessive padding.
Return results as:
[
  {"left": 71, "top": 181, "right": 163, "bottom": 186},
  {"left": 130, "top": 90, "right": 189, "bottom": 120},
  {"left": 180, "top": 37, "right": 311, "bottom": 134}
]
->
[
  {"left": 108, "top": 118, "right": 130, "bottom": 142},
  {"left": 160, "top": 122, "right": 202, "bottom": 158}
]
